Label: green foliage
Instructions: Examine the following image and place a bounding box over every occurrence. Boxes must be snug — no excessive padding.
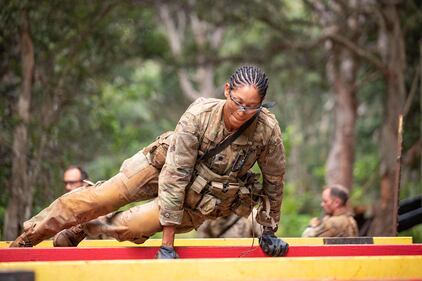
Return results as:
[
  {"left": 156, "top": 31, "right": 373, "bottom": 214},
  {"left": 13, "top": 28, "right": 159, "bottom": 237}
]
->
[
  {"left": 352, "top": 154, "right": 380, "bottom": 204},
  {"left": 400, "top": 225, "right": 422, "bottom": 243},
  {"left": 277, "top": 183, "right": 314, "bottom": 237},
  {"left": 85, "top": 61, "right": 175, "bottom": 180},
  {"left": 0, "top": 0, "right": 420, "bottom": 241}
]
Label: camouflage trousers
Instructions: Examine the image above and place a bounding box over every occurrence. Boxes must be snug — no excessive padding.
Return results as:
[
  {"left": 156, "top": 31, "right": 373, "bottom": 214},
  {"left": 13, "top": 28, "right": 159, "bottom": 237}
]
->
[
  {"left": 14, "top": 135, "right": 198, "bottom": 246},
  {"left": 197, "top": 210, "right": 262, "bottom": 238}
]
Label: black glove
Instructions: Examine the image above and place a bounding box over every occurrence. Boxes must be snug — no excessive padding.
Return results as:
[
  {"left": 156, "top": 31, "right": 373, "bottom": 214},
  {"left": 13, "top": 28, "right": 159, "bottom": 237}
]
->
[
  {"left": 155, "top": 246, "right": 179, "bottom": 259},
  {"left": 259, "top": 232, "right": 289, "bottom": 257}
]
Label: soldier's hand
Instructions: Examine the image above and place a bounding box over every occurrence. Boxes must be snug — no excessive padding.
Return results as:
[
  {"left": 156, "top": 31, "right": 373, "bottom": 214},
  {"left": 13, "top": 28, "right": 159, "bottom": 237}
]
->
[
  {"left": 155, "top": 245, "right": 179, "bottom": 259},
  {"left": 259, "top": 232, "right": 289, "bottom": 257},
  {"left": 309, "top": 217, "right": 321, "bottom": 227}
]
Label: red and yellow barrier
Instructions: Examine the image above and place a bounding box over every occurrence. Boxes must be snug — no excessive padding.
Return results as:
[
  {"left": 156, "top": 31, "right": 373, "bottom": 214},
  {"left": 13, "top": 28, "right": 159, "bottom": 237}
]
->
[
  {"left": 1, "top": 244, "right": 422, "bottom": 262},
  {"left": 1, "top": 256, "right": 422, "bottom": 281},
  {"left": 1, "top": 237, "right": 420, "bottom": 281},
  {"left": 0, "top": 236, "right": 413, "bottom": 248}
]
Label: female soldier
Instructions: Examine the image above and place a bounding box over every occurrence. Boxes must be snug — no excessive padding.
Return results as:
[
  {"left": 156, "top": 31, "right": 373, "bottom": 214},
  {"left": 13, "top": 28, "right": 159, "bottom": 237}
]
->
[{"left": 11, "top": 65, "right": 288, "bottom": 259}]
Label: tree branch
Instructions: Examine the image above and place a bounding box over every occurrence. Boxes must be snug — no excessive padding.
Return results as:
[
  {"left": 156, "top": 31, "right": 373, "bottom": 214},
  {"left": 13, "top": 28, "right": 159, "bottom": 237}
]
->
[
  {"left": 403, "top": 66, "right": 420, "bottom": 117},
  {"left": 158, "top": 4, "right": 185, "bottom": 56},
  {"left": 178, "top": 70, "right": 201, "bottom": 101},
  {"left": 326, "top": 33, "right": 386, "bottom": 74}
]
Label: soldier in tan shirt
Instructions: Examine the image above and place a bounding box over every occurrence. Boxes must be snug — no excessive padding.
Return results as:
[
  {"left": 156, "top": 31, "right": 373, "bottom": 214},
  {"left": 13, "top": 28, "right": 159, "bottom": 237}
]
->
[
  {"left": 11, "top": 66, "right": 288, "bottom": 258},
  {"left": 302, "top": 184, "right": 358, "bottom": 237}
]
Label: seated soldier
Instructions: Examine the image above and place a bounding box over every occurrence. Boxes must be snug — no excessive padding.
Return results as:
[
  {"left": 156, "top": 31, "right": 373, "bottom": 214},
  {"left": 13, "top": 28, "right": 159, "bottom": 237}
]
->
[
  {"left": 11, "top": 65, "right": 288, "bottom": 259},
  {"left": 302, "top": 184, "right": 358, "bottom": 237},
  {"left": 63, "top": 165, "right": 90, "bottom": 192}
]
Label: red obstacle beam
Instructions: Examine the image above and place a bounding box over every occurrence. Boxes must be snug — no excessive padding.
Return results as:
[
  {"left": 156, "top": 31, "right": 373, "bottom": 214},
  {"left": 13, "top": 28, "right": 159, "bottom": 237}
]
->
[{"left": 1, "top": 244, "right": 421, "bottom": 262}]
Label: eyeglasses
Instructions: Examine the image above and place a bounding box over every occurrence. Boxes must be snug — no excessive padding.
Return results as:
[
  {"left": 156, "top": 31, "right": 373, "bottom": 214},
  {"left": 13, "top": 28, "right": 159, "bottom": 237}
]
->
[
  {"left": 64, "top": 180, "right": 83, "bottom": 185},
  {"left": 229, "top": 91, "right": 262, "bottom": 113}
]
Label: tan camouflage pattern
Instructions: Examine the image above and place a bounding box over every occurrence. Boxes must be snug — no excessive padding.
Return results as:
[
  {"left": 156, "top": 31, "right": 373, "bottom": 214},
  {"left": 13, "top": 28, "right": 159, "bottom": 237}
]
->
[
  {"left": 15, "top": 134, "right": 171, "bottom": 245},
  {"left": 82, "top": 199, "right": 197, "bottom": 244},
  {"left": 301, "top": 211, "right": 359, "bottom": 237},
  {"left": 12, "top": 98, "right": 284, "bottom": 246},
  {"left": 159, "top": 98, "right": 285, "bottom": 229},
  {"left": 197, "top": 209, "right": 263, "bottom": 238}
]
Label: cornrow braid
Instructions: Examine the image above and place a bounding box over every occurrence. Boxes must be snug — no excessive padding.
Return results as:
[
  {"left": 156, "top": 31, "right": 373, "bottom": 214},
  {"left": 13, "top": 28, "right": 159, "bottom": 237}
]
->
[{"left": 229, "top": 65, "right": 269, "bottom": 98}]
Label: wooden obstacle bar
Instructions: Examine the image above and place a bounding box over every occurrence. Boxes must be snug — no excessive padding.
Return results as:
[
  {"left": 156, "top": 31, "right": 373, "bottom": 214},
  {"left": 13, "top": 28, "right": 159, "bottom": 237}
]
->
[
  {"left": 0, "top": 236, "right": 413, "bottom": 248},
  {"left": 1, "top": 256, "right": 421, "bottom": 281},
  {"left": 1, "top": 244, "right": 421, "bottom": 262}
]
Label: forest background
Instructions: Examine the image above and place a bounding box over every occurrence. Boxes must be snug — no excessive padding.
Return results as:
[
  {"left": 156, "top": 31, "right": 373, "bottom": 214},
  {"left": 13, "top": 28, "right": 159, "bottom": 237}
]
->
[{"left": 0, "top": 0, "right": 421, "bottom": 241}]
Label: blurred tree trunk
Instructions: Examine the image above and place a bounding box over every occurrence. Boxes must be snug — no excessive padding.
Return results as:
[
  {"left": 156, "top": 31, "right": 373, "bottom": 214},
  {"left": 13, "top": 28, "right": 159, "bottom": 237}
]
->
[
  {"left": 369, "top": 0, "right": 406, "bottom": 236},
  {"left": 157, "top": 1, "right": 224, "bottom": 100},
  {"left": 311, "top": 1, "right": 360, "bottom": 190},
  {"left": 4, "top": 10, "right": 34, "bottom": 240},
  {"left": 325, "top": 36, "right": 359, "bottom": 190}
]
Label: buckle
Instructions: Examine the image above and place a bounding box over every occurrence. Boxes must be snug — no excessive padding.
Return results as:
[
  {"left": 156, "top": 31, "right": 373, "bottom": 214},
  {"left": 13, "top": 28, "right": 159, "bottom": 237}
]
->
[{"left": 222, "top": 182, "right": 229, "bottom": 193}]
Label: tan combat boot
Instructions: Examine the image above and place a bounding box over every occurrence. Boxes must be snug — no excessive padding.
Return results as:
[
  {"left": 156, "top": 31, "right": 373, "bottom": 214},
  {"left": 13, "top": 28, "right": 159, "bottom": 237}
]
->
[
  {"left": 9, "top": 231, "right": 35, "bottom": 247},
  {"left": 53, "top": 225, "right": 87, "bottom": 247}
]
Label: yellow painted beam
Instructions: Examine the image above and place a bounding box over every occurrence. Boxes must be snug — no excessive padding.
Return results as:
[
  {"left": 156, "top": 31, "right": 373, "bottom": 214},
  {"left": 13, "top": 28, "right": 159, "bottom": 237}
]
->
[
  {"left": 0, "top": 256, "right": 421, "bottom": 281},
  {"left": 0, "top": 236, "right": 412, "bottom": 248},
  {"left": 373, "top": 236, "right": 413, "bottom": 244}
]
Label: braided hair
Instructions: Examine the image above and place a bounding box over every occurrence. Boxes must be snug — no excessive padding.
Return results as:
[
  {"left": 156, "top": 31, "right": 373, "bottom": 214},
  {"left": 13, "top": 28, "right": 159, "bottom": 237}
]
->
[{"left": 229, "top": 65, "right": 269, "bottom": 98}]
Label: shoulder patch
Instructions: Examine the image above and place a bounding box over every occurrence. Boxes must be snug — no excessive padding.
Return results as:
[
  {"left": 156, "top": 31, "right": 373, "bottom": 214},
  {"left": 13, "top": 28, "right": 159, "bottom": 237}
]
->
[{"left": 257, "top": 108, "right": 278, "bottom": 130}]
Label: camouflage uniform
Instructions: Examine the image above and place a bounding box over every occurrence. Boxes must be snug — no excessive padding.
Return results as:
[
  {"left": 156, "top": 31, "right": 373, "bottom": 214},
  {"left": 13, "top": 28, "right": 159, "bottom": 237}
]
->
[
  {"left": 13, "top": 97, "right": 285, "bottom": 246},
  {"left": 158, "top": 98, "right": 285, "bottom": 229},
  {"left": 301, "top": 210, "right": 358, "bottom": 237},
  {"left": 197, "top": 209, "right": 262, "bottom": 238}
]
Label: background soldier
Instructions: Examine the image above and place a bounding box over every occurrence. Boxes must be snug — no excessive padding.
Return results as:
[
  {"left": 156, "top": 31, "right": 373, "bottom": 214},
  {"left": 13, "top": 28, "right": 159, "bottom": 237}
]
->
[
  {"left": 63, "top": 165, "right": 90, "bottom": 192},
  {"left": 11, "top": 65, "right": 288, "bottom": 259},
  {"left": 62, "top": 165, "right": 109, "bottom": 241},
  {"left": 302, "top": 184, "right": 358, "bottom": 237}
]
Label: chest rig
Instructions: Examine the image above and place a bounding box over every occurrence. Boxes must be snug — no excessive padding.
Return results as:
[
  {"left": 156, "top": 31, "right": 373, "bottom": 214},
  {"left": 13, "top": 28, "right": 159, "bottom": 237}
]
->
[{"left": 184, "top": 107, "right": 263, "bottom": 219}]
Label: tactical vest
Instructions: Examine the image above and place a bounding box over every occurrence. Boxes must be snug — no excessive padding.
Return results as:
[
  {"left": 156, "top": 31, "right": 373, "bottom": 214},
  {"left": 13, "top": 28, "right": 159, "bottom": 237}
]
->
[
  {"left": 184, "top": 162, "right": 262, "bottom": 219},
  {"left": 185, "top": 99, "right": 264, "bottom": 219},
  {"left": 144, "top": 99, "right": 269, "bottom": 221},
  {"left": 144, "top": 130, "right": 263, "bottom": 220}
]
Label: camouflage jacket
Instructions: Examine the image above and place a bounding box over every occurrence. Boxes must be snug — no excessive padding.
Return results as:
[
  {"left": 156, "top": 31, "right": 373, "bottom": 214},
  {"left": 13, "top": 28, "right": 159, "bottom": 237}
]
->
[
  {"left": 158, "top": 98, "right": 285, "bottom": 229},
  {"left": 301, "top": 210, "right": 359, "bottom": 237}
]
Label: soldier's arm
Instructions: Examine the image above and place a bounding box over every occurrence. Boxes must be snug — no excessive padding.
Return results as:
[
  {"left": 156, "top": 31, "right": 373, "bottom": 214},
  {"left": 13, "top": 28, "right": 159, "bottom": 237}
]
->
[
  {"left": 158, "top": 112, "right": 200, "bottom": 227},
  {"left": 257, "top": 125, "right": 285, "bottom": 231}
]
